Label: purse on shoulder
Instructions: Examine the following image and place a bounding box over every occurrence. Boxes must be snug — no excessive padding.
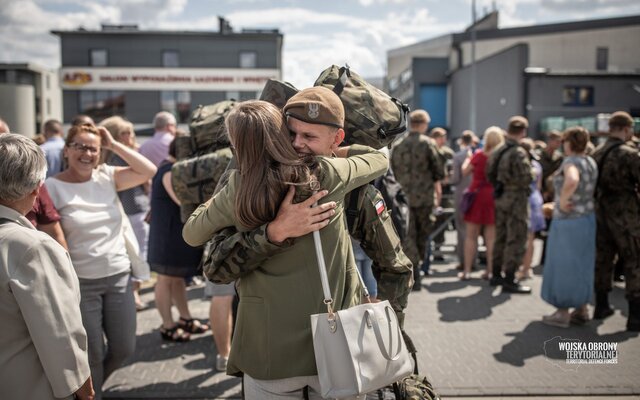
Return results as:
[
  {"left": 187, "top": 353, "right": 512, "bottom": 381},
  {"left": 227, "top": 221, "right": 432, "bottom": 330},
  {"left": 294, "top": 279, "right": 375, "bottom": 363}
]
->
[{"left": 310, "top": 226, "right": 413, "bottom": 399}]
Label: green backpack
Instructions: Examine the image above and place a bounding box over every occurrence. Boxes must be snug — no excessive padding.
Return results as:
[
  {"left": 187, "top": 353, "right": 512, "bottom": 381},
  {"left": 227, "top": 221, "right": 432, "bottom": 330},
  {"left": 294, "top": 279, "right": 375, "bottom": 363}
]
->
[
  {"left": 171, "top": 147, "right": 234, "bottom": 207},
  {"left": 314, "top": 65, "right": 410, "bottom": 149},
  {"left": 260, "top": 78, "right": 299, "bottom": 109},
  {"left": 187, "top": 100, "right": 237, "bottom": 155}
]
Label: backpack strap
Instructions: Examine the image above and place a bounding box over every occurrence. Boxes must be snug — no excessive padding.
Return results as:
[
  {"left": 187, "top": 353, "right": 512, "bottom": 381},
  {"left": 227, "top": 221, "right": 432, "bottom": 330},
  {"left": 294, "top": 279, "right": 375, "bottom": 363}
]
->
[
  {"left": 346, "top": 185, "right": 363, "bottom": 234},
  {"left": 332, "top": 66, "right": 350, "bottom": 96},
  {"left": 487, "top": 143, "right": 515, "bottom": 185}
]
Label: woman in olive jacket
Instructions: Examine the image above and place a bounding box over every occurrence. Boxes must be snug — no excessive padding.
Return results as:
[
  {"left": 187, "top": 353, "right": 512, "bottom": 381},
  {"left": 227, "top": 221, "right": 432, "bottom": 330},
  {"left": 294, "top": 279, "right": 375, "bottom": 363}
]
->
[{"left": 183, "top": 96, "right": 388, "bottom": 392}]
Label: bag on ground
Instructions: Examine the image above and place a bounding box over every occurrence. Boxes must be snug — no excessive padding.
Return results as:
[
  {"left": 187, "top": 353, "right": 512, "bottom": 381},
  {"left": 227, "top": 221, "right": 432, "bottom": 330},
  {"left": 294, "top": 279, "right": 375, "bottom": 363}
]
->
[{"left": 314, "top": 65, "right": 410, "bottom": 149}]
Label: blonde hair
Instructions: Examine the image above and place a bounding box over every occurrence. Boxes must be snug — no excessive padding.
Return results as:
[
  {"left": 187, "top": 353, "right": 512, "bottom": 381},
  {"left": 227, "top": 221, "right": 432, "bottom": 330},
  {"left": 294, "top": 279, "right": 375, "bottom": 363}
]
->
[
  {"left": 483, "top": 126, "right": 505, "bottom": 154},
  {"left": 226, "top": 100, "right": 314, "bottom": 230},
  {"left": 99, "top": 116, "right": 136, "bottom": 163}
]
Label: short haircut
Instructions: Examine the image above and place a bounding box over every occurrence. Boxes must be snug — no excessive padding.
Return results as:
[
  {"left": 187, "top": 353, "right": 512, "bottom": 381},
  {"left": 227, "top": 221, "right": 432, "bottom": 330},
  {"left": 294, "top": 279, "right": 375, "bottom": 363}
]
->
[
  {"left": 430, "top": 127, "right": 447, "bottom": 138},
  {"left": 507, "top": 116, "right": 528, "bottom": 135},
  {"left": 546, "top": 130, "right": 562, "bottom": 140},
  {"left": 409, "top": 109, "right": 430, "bottom": 125},
  {"left": 609, "top": 111, "right": 634, "bottom": 131},
  {"left": 460, "top": 130, "right": 474, "bottom": 145},
  {"left": 153, "top": 111, "right": 177, "bottom": 131},
  {"left": 71, "top": 114, "right": 94, "bottom": 126},
  {"left": 66, "top": 123, "right": 100, "bottom": 147},
  {"left": 562, "top": 126, "right": 590, "bottom": 154},
  {"left": 0, "top": 133, "right": 47, "bottom": 202},
  {"left": 43, "top": 119, "right": 63, "bottom": 135}
]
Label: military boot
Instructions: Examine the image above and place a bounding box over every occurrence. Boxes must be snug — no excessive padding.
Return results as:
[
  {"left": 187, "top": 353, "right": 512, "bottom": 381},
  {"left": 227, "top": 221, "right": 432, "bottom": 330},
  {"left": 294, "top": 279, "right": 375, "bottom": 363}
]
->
[
  {"left": 593, "top": 291, "right": 614, "bottom": 320},
  {"left": 627, "top": 298, "right": 640, "bottom": 332}
]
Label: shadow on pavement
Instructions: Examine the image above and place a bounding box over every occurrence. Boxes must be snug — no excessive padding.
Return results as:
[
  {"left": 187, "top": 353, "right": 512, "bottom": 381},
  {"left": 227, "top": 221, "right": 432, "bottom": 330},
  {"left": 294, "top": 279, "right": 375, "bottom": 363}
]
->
[
  {"left": 493, "top": 320, "right": 639, "bottom": 367},
  {"left": 434, "top": 283, "right": 511, "bottom": 322}
]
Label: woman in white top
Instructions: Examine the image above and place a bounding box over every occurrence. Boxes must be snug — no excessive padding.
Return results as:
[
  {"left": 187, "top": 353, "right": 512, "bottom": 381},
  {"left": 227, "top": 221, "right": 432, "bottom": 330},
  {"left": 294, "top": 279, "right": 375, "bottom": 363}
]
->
[{"left": 46, "top": 123, "right": 156, "bottom": 400}]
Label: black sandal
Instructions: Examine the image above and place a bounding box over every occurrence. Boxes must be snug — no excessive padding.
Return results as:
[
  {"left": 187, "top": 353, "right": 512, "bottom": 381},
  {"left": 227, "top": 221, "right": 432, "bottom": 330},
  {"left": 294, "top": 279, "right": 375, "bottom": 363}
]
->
[
  {"left": 178, "top": 317, "right": 210, "bottom": 334},
  {"left": 159, "top": 325, "right": 190, "bottom": 342}
]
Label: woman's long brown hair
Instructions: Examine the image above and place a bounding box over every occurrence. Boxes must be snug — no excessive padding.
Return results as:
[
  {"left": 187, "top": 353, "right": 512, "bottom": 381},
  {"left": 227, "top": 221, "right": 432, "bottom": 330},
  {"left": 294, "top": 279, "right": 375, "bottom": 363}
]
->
[{"left": 226, "top": 100, "right": 314, "bottom": 230}]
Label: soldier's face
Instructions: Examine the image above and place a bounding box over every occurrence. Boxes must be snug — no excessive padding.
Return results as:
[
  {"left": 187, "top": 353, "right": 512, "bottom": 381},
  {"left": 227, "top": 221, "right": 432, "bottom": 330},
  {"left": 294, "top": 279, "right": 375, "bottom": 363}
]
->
[{"left": 287, "top": 117, "right": 343, "bottom": 157}]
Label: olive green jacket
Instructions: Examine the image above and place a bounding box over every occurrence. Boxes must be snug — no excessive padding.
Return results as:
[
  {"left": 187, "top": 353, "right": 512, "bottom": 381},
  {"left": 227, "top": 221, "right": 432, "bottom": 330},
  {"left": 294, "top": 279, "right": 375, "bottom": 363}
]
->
[{"left": 183, "top": 145, "right": 388, "bottom": 379}]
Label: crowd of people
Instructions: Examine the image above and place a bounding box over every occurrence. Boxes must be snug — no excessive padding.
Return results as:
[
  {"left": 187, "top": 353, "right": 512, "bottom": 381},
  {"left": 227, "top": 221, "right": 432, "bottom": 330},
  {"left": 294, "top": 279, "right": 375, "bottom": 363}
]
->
[{"left": 1, "top": 91, "right": 639, "bottom": 399}]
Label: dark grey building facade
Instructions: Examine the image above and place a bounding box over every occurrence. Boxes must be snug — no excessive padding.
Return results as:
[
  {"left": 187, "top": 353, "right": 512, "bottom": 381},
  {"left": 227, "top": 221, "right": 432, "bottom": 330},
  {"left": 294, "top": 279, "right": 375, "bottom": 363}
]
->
[
  {"left": 387, "top": 13, "right": 640, "bottom": 139},
  {"left": 53, "top": 20, "right": 282, "bottom": 125}
]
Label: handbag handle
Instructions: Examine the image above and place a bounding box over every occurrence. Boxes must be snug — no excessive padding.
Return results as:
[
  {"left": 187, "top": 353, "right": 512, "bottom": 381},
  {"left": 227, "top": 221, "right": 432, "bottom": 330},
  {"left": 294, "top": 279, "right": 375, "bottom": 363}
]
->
[
  {"left": 312, "top": 201, "right": 369, "bottom": 318},
  {"left": 364, "top": 305, "right": 404, "bottom": 361}
]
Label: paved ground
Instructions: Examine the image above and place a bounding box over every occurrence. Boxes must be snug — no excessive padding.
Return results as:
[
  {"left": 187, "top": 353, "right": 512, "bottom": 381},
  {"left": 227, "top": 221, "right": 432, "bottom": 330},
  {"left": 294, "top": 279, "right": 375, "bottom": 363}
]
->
[{"left": 104, "top": 234, "right": 640, "bottom": 399}]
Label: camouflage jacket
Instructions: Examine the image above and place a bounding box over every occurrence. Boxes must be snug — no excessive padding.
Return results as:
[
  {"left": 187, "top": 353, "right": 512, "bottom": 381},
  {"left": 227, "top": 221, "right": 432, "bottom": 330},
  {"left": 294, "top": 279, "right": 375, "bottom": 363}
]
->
[
  {"left": 391, "top": 132, "right": 445, "bottom": 208},
  {"left": 487, "top": 138, "right": 532, "bottom": 194},
  {"left": 538, "top": 148, "right": 563, "bottom": 184},
  {"left": 593, "top": 137, "right": 640, "bottom": 236}
]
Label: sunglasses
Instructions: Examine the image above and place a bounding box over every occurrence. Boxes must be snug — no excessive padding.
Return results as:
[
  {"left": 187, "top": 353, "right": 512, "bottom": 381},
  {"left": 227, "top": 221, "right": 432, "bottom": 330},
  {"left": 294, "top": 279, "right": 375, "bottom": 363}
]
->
[{"left": 68, "top": 142, "right": 100, "bottom": 154}]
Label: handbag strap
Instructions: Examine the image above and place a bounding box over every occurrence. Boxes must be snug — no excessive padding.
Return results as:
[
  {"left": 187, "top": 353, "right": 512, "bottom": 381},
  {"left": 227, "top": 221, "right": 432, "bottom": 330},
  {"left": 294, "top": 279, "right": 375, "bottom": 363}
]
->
[
  {"left": 311, "top": 200, "right": 369, "bottom": 316},
  {"left": 364, "top": 305, "right": 404, "bottom": 361}
]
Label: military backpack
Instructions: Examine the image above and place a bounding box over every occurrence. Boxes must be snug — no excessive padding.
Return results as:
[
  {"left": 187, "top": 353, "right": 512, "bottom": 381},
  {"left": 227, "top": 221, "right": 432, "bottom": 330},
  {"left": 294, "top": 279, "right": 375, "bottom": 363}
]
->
[
  {"left": 314, "top": 65, "right": 410, "bottom": 149},
  {"left": 186, "top": 100, "right": 237, "bottom": 156},
  {"left": 259, "top": 78, "right": 299, "bottom": 109}
]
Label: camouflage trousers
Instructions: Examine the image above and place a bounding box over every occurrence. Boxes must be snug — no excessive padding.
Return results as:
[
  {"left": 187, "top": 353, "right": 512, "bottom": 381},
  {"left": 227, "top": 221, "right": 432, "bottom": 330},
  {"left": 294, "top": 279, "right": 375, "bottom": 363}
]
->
[
  {"left": 595, "top": 210, "right": 640, "bottom": 300},
  {"left": 402, "top": 205, "right": 435, "bottom": 267},
  {"left": 493, "top": 192, "right": 529, "bottom": 279}
]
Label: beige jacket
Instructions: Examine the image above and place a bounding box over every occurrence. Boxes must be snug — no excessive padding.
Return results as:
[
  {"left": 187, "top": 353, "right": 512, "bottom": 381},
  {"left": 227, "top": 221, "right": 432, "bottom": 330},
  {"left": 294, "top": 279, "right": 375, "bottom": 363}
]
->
[{"left": 0, "top": 204, "right": 90, "bottom": 399}]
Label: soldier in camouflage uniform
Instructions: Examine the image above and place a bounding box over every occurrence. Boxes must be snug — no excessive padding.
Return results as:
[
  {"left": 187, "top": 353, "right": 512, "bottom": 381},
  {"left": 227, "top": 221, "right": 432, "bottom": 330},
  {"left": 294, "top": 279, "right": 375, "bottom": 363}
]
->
[
  {"left": 391, "top": 110, "right": 445, "bottom": 289},
  {"left": 592, "top": 111, "right": 640, "bottom": 331},
  {"left": 198, "top": 92, "right": 413, "bottom": 328},
  {"left": 537, "top": 130, "right": 563, "bottom": 202},
  {"left": 430, "top": 127, "right": 455, "bottom": 261},
  {"left": 486, "top": 116, "right": 533, "bottom": 293}
]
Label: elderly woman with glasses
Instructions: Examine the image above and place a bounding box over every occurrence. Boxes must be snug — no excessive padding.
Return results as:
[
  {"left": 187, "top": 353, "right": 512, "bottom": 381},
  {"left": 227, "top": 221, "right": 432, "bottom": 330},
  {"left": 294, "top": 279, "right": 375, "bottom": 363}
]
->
[{"left": 45, "top": 123, "right": 157, "bottom": 399}]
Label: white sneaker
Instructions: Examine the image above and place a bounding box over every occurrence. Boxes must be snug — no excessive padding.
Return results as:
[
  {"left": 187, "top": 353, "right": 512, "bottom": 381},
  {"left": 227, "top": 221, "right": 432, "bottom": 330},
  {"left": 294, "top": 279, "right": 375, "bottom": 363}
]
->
[{"left": 216, "top": 354, "right": 228, "bottom": 372}]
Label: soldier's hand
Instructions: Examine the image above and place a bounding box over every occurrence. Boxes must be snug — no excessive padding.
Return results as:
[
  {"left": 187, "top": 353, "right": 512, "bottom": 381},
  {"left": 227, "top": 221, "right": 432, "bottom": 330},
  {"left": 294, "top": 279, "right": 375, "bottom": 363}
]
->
[{"left": 266, "top": 186, "right": 336, "bottom": 244}]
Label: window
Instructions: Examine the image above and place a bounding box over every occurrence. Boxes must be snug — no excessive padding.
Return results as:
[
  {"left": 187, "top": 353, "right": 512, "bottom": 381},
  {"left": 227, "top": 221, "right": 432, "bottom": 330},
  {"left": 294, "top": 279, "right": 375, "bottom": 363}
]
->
[
  {"left": 90, "top": 49, "right": 108, "bottom": 66},
  {"left": 163, "top": 51, "right": 179, "bottom": 67},
  {"left": 161, "top": 91, "right": 191, "bottom": 123},
  {"left": 239, "top": 51, "right": 257, "bottom": 68},
  {"left": 563, "top": 86, "right": 594, "bottom": 107},
  {"left": 78, "top": 90, "right": 124, "bottom": 121},
  {"left": 596, "top": 47, "right": 608, "bottom": 71},
  {"left": 226, "top": 91, "right": 240, "bottom": 101}
]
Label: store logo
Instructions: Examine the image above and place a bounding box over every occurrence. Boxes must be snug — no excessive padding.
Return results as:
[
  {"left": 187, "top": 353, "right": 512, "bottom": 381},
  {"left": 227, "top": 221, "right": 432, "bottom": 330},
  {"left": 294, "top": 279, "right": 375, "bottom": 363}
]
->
[{"left": 63, "top": 72, "right": 92, "bottom": 86}]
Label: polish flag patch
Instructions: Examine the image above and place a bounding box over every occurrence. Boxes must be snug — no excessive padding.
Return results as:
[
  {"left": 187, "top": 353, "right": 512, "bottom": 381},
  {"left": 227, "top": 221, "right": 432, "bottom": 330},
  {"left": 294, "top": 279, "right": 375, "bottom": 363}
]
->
[{"left": 375, "top": 199, "right": 385, "bottom": 215}]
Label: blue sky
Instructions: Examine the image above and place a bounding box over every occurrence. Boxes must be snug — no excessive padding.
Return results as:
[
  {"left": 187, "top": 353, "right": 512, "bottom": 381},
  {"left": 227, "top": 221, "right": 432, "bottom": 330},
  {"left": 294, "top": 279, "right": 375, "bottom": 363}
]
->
[{"left": 1, "top": 0, "right": 639, "bottom": 87}]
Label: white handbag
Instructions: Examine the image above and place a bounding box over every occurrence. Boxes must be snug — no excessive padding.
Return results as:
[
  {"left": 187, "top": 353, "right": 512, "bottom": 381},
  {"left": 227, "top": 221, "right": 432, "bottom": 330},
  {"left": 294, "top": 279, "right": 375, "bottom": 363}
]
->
[{"left": 310, "top": 229, "right": 413, "bottom": 399}]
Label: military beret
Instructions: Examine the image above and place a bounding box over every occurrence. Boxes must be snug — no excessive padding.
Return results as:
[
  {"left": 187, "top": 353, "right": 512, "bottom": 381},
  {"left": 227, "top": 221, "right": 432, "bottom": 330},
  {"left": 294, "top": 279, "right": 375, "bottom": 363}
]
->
[
  {"left": 507, "top": 116, "right": 529, "bottom": 133},
  {"left": 410, "top": 109, "right": 430, "bottom": 124},
  {"left": 283, "top": 87, "right": 344, "bottom": 129},
  {"left": 609, "top": 111, "right": 634, "bottom": 130}
]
